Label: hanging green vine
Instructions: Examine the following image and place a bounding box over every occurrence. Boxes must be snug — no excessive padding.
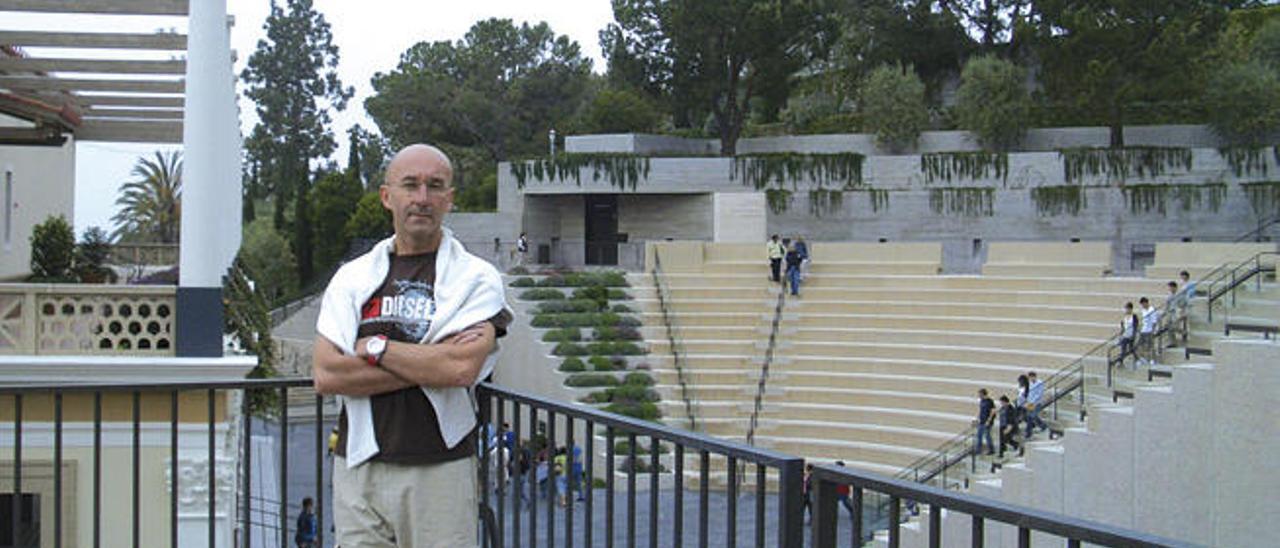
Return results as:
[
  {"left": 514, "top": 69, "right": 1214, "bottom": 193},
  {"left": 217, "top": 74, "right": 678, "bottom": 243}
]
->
[
  {"left": 766, "top": 188, "right": 793, "bottom": 214},
  {"left": 731, "top": 152, "right": 865, "bottom": 191},
  {"left": 928, "top": 187, "right": 994, "bottom": 217},
  {"left": 867, "top": 188, "right": 890, "bottom": 213},
  {"left": 807, "top": 188, "right": 844, "bottom": 217},
  {"left": 509, "top": 154, "right": 652, "bottom": 190},
  {"left": 1030, "top": 185, "right": 1088, "bottom": 216},
  {"left": 1059, "top": 147, "right": 1193, "bottom": 183},
  {"left": 1219, "top": 147, "right": 1269, "bottom": 178},
  {"left": 920, "top": 151, "right": 1009, "bottom": 184},
  {"left": 1242, "top": 181, "right": 1280, "bottom": 216},
  {"left": 1121, "top": 183, "right": 1227, "bottom": 216}
]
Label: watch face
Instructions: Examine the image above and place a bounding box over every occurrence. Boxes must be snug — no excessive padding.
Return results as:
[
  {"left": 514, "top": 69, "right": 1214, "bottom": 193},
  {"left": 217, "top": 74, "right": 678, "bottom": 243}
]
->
[{"left": 367, "top": 337, "right": 386, "bottom": 355}]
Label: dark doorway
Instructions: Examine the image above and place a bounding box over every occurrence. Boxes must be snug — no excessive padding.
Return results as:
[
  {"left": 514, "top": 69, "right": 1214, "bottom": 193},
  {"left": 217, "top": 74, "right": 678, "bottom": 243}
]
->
[
  {"left": 0, "top": 493, "right": 39, "bottom": 548},
  {"left": 584, "top": 195, "right": 619, "bottom": 265}
]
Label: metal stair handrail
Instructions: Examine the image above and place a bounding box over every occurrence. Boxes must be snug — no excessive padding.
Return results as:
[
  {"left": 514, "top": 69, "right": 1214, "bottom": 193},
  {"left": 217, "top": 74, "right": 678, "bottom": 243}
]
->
[
  {"left": 651, "top": 250, "right": 701, "bottom": 431},
  {"left": 1234, "top": 215, "right": 1280, "bottom": 242},
  {"left": 1202, "top": 251, "right": 1278, "bottom": 323},
  {"left": 746, "top": 288, "right": 787, "bottom": 448}
]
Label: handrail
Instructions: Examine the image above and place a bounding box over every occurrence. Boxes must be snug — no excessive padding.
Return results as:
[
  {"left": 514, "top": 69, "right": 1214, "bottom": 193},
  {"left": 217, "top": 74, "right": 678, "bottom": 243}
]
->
[
  {"left": 745, "top": 289, "right": 786, "bottom": 448},
  {"left": 1202, "top": 251, "right": 1278, "bottom": 323},
  {"left": 651, "top": 250, "right": 700, "bottom": 431},
  {"left": 893, "top": 286, "right": 1196, "bottom": 492},
  {"left": 1234, "top": 215, "right": 1280, "bottom": 242}
]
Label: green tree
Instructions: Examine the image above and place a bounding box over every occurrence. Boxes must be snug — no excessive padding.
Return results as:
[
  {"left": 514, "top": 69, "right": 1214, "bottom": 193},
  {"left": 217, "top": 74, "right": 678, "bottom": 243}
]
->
[
  {"left": 1251, "top": 17, "right": 1280, "bottom": 69},
  {"left": 343, "top": 191, "right": 393, "bottom": 242},
  {"left": 241, "top": 0, "right": 352, "bottom": 284},
  {"left": 238, "top": 217, "right": 298, "bottom": 305},
  {"left": 308, "top": 170, "right": 363, "bottom": 273},
  {"left": 347, "top": 124, "right": 389, "bottom": 190},
  {"left": 579, "top": 87, "right": 661, "bottom": 134},
  {"left": 74, "top": 226, "right": 114, "bottom": 283},
  {"left": 1207, "top": 60, "right": 1280, "bottom": 145},
  {"left": 366, "top": 18, "right": 592, "bottom": 161},
  {"left": 955, "top": 55, "right": 1031, "bottom": 150},
  {"left": 111, "top": 150, "right": 181, "bottom": 243},
  {"left": 601, "top": 0, "right": 833, "bottom": 155},
  {"left": 1033, "top": 0, "right": 1237, "bottom": 145},
  {"left": 29, "top": 215, "right": 75, "bottom": 282},
  {"left": 833, "top": 1, "right": 974, "bottom": 102},
  {"left": 861, "top": 64, "right": 929, "bottom": 152},
  {"left": 454, "top": 172, "right": 497, "bottom": 212}
]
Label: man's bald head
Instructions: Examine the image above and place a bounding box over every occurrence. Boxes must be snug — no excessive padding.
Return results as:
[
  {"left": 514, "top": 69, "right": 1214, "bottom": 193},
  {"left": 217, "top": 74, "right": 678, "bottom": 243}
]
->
[{"left": 385, "top": 144, "right": 453, "bottom": 184}]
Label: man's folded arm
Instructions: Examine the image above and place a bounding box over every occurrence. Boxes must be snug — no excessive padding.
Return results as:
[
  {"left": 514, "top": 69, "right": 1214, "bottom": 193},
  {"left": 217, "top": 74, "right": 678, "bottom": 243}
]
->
[
  {"left": 312, "top": 336, "right": 415, "bottom": 396},
  {"left": 372, "top": 322, "right": 497, "bottom": 389}
]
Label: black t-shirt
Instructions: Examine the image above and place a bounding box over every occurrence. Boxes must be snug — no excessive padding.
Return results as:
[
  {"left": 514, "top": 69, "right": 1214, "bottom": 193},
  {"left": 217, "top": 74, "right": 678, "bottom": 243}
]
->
[
  {"left": 977, "top": 397, "right": 995, "bottom": 423},
  {"left": 334, "top": 251, "right": 511, "bottom": 464}
]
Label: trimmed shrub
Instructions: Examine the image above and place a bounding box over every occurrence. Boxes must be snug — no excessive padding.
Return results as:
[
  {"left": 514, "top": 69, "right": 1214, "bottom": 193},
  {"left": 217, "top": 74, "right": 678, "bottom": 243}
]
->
[
  {"left": 536, "top": 299, "right": 601, "bottom": 314},
  {"left": 543, "top": 328, "right": 582, "bottom": 343},
  {"left": 861, "top": 63, "right": 928, "bottom": 152},
  {"left": 610, "top": 384, "right": 660, "bottom": 403},
  {"left": 610, "top": 303, "right": 635, "bottom": 313},
  {"left": 588, "top": 341, "right": 645, "bottom": 356},
  {"left": 572, "top": 285, "right": 609, "bottom": 311},
  {"left": 604, "top": 401, "right": 660, "bottom": 421},
  {"left": 29, "top": 215, "right": 76, "bottom": 282},
  {"left": 536, "top": 275, "right": 566, "bottom": 287},
  {"left": 565, "top": 373, "right": 620, "bottom": 388},
  {"left": 954, "top": 55, "right": 1030, "bottom": 151},
  {"left": 510, "top": 277, "right": 536, "bottom": 287},
  {"left": 553, "top": 342, "right": 588, "bottom": 356},
  {"left": 532, "top": 312, "right": 642, "bottom": 329},
  {"left": 607, "top": 288, "right": 631, "bottom": 300},
  {"left": 579, "top": 390, "right": 611, "bottom": 404},
  {"left": 559, "top": 357, "right": 586, "bottom": 372},
  {"left": 594, "top": 326, "right": 642, "bottom": 341},
  {"left": 519, "top": 288, "right": 565, "bottom": 301},
  {"left": 623, "top": 372, "right": 655, "bottom": 386},
  {"left": 588, "top": 355, "right": 617, "bottom": 371}
]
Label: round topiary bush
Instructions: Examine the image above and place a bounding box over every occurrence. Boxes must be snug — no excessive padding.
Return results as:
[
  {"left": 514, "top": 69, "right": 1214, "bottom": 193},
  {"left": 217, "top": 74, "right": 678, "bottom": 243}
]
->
[
  {"left": 604, "top": 401, "right": 660, "bottom": 421},
  {"left": 519, "top": 288, "right": 566, "bottom": 301},
  {"left": 588, "top": 341, "right": 645, "bottom": 356},
  {"left": 861, "top": 63, "right": 928, "bottom": 152},
  {"left": 559, "top": 357, "right": 586, "bottom": 372},
  {"left": 954, "top": 55, "right": 1030, "bottom": 151},
  {"left": 623, "top": 372, "right": 655, "bottom": 386},
  {"left": 542, "top": 328, "right": 582, "bottom": 343},
  {"left": 552, "top": 342, "right": 588, "bottom": 356},
  {"left": 564, "top": 373, "right": 621, "bottom": 388},
  {"left": 510, "top": 277, "right": 536, "bottom": 287},
  {"left": 588, "top": 355, "right": 617, "bottom": 371}
]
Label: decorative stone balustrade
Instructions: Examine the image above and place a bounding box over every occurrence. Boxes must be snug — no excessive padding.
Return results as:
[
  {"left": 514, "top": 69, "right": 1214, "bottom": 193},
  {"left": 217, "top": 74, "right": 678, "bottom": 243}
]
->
[{"left": 0, "top": 284, "right": 177, "bottom": 356}]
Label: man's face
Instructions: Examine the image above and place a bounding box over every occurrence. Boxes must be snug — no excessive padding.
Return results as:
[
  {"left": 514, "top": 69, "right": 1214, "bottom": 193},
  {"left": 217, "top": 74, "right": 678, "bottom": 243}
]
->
[{"left": 381, "top": 149, "right": 454, "bottom": 243}]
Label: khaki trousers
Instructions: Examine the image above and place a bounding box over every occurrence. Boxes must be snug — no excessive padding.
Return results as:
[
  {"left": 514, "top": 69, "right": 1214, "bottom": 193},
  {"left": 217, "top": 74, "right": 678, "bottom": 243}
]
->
[{"left": 333, "top": 456, "right": 478, "bottom": 548}]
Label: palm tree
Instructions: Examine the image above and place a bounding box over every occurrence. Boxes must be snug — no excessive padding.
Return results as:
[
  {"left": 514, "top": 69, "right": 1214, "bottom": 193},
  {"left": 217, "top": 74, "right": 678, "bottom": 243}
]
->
[{"left": 111, "top": 150, "right": 182, "bottom": 243}]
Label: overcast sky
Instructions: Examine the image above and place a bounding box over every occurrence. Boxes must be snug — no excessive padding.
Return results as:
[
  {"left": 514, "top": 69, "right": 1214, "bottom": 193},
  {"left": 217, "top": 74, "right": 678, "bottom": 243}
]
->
[{"left": 66, "top": 0, "right": 614, "bottom": 234}]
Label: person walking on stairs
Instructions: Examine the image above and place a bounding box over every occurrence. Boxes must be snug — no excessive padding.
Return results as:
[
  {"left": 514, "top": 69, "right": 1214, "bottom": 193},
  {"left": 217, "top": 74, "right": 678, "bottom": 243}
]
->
[
  {"left": 1023, "top": 371, "right": 1048, "bottom": 438},
  {"left": 997, "top": 395, "right": 1021, "bottom": 458},
  {"left": 785, "top": 242, "right": 805, "bottom": 296},
  {"left": 1119, "top": 302, "right": 1139, "bottom": 370},
  {"left": 1138, "top": 297, "right": 1160, "bottom": 366},
  {"left": 767, "top": 234, "right": 785, "bottom": 283},
  {"left": 974, "top": 389, "right": 996, "bottom": 455}
]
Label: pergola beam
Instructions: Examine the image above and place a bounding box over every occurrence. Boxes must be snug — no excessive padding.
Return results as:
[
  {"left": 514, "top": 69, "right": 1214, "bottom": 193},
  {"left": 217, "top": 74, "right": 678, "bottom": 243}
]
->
[
  {"left": 0, "top": 126, "right": 66, "bottom": 146},
  {"left": 76, "top": 94, "right": 184, "bottom": 108},
  {"left": 0, "top": 58, "right": 186, "bottom": 75},
  {"left": 0, "top": 75, "right": 183, "bottom": 94},
  {"left": 0, "top": 0, "right": 188, "bottom": 16},
  {"left": 77, "top": 119, "right": 182, "bottom": 143},
  {"left": 0, "top": 30, "right": 186, "bottom": 50},
  {"left": 84, "top": 107, "right": 182, "bottom": 120}
]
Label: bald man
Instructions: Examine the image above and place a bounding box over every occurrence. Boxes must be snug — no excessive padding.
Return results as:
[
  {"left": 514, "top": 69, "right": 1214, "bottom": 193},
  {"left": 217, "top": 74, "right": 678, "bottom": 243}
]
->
[{"left": 313, "top": 144, "right": 513, "bottom": 547}]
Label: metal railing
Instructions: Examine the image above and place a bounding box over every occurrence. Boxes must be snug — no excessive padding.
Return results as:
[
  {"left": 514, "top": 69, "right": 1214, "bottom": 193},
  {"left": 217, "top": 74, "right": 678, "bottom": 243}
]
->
[
  {"left": 1202, "top": 251, "right": 1278, "bottom": 323},
  {"left": 651, "top": 250, "right": 700, "bottom": 431},
  {"left": 1234, "top": 215, "right": 1280, "bottom": 243},
  {"left": 476, "top": 381, "right": 806, "bottom": 547},
  {"left": 0, "top": 376, "right": 1199, "bottom": 548},
  {"left": 745, "top": 288, "right": 786, "bottom": 448},
  {"left": 809, "top": 462, "right": 1192, "bottom": 548}
]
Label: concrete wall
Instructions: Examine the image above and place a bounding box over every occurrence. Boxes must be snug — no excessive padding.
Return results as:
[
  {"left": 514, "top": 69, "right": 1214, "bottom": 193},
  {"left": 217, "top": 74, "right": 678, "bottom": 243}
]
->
[
  {"left": 445, "top": 212, "right": 519, "bottom": 270},
  {"left": 0, "top": 114, "right": 76, "bottom": 280},
  {"left": 713, "top": 192, "right": 767, "bottom": 243},
  {"left": 564, "top": 125, "right": 1224, "bottom": 156}
]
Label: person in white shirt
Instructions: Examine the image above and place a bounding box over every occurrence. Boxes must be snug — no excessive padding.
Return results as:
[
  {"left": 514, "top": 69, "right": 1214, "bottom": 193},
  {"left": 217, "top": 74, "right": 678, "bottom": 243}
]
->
[
  {"left": 1118, "top": 302, "right": 1139, "bottom": 369},
  {"left": 1138, "top": 296, "right": 1160, "bottom": 366}
]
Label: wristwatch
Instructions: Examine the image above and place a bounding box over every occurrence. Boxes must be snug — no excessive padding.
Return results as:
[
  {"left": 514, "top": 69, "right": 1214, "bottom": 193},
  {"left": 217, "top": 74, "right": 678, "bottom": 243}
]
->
[{"left": 364, "top": 335, "right": 388, "bottom": 366}]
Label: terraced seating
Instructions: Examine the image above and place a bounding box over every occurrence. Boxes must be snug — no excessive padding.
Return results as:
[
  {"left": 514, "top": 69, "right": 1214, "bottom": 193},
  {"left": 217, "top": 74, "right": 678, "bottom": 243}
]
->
[
  {"left": 1145, "top": 241, "right": 1275, "bottom": 280},
  {"left": 981, "top": 241, "right": 1112, "bottom": 277}
]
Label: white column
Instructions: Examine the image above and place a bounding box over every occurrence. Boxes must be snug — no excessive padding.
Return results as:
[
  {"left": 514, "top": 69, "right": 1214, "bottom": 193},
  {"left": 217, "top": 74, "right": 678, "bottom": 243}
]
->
[{"left": 178, "top": 0, "right": 242, "bottom": 356}]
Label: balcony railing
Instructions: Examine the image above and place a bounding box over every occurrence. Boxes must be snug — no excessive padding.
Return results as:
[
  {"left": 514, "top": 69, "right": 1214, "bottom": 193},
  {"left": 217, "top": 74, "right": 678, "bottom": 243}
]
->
[
  {"left": 108, "top": 243, "right": 180, "bottom": 266},
  {"left": 0, "top": 377, "right": 1192, "bottom": 548},
  {"left": 0, "top": 284, "right": 176, "bottom": 356}
]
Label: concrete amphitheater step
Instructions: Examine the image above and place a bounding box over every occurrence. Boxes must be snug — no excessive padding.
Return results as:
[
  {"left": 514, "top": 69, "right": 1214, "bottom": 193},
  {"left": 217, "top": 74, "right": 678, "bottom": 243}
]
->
[
  {"left": 787, "top": 300, "right": 1118, "bottom": 324},
  {"left": 774, "top": 371, "right": 999, "bottom": 399},
  {"left": 779, "top": 341, "right": 1086, "bottom": 369},
  {"left": 768, "top": 387, "right": 972, "bottom": 416},
  {"left": 798, "top": 274, "right": 1164, "bottom": 293},
  {"left": 758, "top": 403, "right": 970, "bottom": 432},
  {"left": 754, "top": 420, "right": 955, "bottom": 451},
  {"left": 773, "top": 356, "right": 1092, "bottom": 383},
  {"left": 638, "top": 311, "right": 767, "bottom": 327},
  {"left": 787, "top": 327, "right": 1100, "bottom": 354},
  {"left": 787, "top": 314, "right": 1115, "bottom": 338},
  {"left": 640, "top": 325, "right": 760, "bottom": 340},
  {"left": 757, "top": 437, "right": 930, "bottom": 468},
  {"left": 634, "top": 298, "right": 773, "bottom": 314},
  {"left": 778, "top": 287, "right": 1142, "bottom": 308}
]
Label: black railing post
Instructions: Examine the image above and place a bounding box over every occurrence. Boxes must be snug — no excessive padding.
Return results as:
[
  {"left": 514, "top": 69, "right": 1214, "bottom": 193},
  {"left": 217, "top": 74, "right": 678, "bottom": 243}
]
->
[
  {"left": 809, "top": 478, "right": 837, "bottom": 548},
  {"left": 673, "top": 444, "right": 683, "bottom": 548},
  {"left": 208, "top": 389, "right": 216, "bottom": 548},
  {"left": 777, "top": 458, "right": 804, "bottom": 548},
  {"left": 606, "top": 426, "right": 615, "bottom": 548},
  {"left": 584, "top": 419, "right": 594, "bottom": 548},
  {"left": 93, "top": 391, "right": 101, "bottom": 548},
  {"left": 315, "top": 393, "right": 325, "bottom": 548},
  {"left": 242, "top": 390, "right": 252, "bottom": 548},
  {"left": 547, "top": 410, "right": 557, "bottom": 548},
  {"left": 132, "top": 391, "right": 141, "bottom": 548},
  {"left": 279, "top": 387, "right": 289, "bottom": 548},
  {"left": 12, "top": 393, "right": 21, "bottom": 548},
  {"left": 54, "top": 391, "right": 63, "bottom": 548},
  {"left": 170, "top": 391, "right": 178, "bottom": 548}
]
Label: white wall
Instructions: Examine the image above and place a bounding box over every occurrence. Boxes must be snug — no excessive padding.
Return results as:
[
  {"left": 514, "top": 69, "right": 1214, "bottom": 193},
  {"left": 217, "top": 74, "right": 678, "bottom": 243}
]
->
[{"left": 0, "top": 114, "right": 76, "bottom": 280}]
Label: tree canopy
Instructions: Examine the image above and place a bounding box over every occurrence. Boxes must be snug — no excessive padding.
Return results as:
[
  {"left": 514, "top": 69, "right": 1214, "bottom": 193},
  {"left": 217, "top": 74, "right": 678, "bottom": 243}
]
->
[{"left": 111, "top": 150, "right": 181, "bottom": 243}]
